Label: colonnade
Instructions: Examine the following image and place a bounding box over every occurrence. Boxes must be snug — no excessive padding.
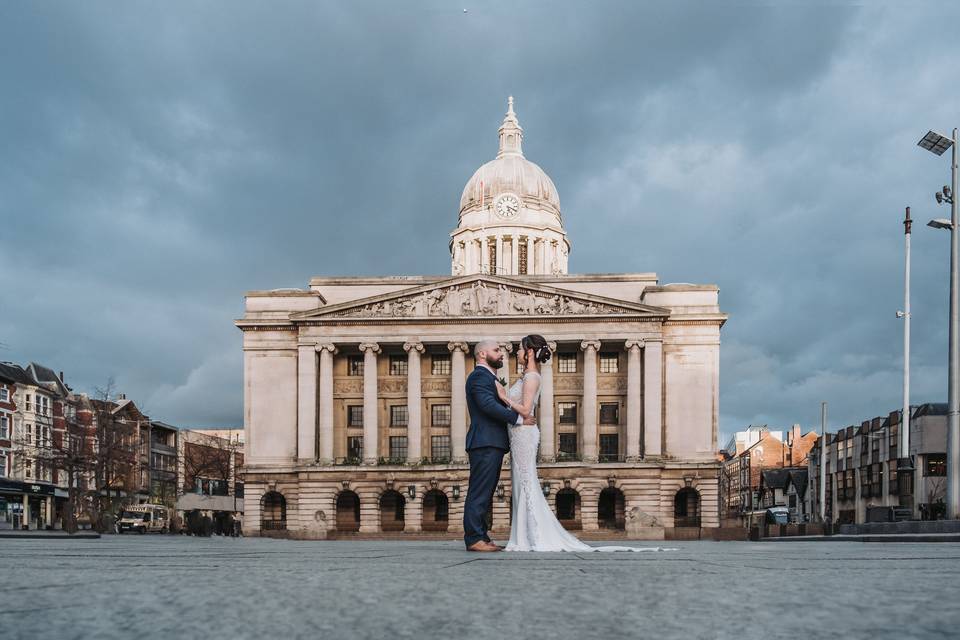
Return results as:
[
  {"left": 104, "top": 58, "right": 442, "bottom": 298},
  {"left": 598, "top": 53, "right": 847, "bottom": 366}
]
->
[{"left": 296, "top": 338, "right": 664, "bottom": 465}]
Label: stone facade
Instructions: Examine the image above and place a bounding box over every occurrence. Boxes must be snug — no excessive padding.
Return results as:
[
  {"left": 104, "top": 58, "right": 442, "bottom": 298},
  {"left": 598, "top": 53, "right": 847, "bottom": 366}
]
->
[{"left": 237, "top": 99, "right": 727, "bottom": 539}]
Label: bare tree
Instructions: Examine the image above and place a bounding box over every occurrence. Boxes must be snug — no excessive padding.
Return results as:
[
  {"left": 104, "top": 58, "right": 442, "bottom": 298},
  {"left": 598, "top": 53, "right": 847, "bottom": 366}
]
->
[{"left": 87, "top": 378, "right": 141, "bottom": 532}]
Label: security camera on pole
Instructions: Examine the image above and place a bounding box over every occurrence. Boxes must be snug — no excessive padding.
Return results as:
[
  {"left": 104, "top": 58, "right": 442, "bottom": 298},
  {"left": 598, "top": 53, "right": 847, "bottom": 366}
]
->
[{"left": 918, "top": 128, "right": 960, "bottom": 519}]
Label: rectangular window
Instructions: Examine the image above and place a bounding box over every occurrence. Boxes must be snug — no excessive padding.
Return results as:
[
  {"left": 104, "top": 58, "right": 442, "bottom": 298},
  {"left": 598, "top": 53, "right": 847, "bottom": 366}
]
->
[
  {"left": 390, "top": 405, "right": 409, "bottom": 427},
  {"left": 925, "top": 454, "right": 947, "bottom": 477},
  {"left": 558, "top": 433, "right": 578, "bottom": 458},
  {"left": 0, "top": 387, "right": 7, "bottom": 402},
  {"left": 558, "top": 402, "right": 578, "bottom": 424},
  {"left": 347, "top": 436, "right": 363, "bottom": 462},
  {"left": 432, "top": 404, "right": 451, "bottom": 427},
  {"left": 26, "top": 424, "right": 33, "bottom": 445},
  {"left": 348, "top": 356, "right": 364, "bottom": 376},
  {"left": 0, "top": 452, "right": 6, "bottom": 477},
  {"left": 347, "top": 405, "right": 364, "bottom": 428},
  {"left": 389, "top": 356, "right": 408, "bottom": 377},
  {"left": 0, "top": 414, "right": 7, "bottom": 440},
  {"left": 599, "top": 353, "right": 619, "bottom": 374},
  {"left": 599, "top": 403, "right": 619, "bottom": 425},
  {"left": 431, "top": 355, "right": 451, "bottom": 376},
  {"left": 25, "top": 395, "right": 32, "bottom": 411},
  {"left": 557, "top": 354, "right": 577, "bottom": 374},
  {"left": 431, "top": 435, "right": 451, "bottom": 462},
  {"left": 599, "top": 433, "right": 619, "bottom": 461},
  {"left": 518, "top": 239, "right": 528, "bottom": 275},
  {"left": 389, "top": 436, "right": 408, "bottom": 461}
]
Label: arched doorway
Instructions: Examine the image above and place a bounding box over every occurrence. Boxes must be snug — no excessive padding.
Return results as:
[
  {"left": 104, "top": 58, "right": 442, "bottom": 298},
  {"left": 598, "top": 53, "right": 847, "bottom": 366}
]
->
[
  {"left": 336, "top": 490, "right": 361, "bottom": 532},
  {"left": 261, "top": 491, "right": 286, "bottom": 531},
  {"left": 380, "top": 490, "right": 406, "bottom": 532},
  {"left": 555, "top": 488, "right": 581, "bottom": 530},
  {"left": 598, "top": 487, "right": 625, "bottom": 530},
  {"left": 422, "top": 489, "right": 449, "bottom": 532},
  {"left": 674, "top": 487, "right": 701, "bottom": 528}
]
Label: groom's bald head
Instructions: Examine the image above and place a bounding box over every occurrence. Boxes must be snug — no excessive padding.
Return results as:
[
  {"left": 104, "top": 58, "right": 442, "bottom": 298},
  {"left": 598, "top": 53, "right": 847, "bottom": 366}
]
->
[
  {"left": 474, "top": 339, "right": 498, "bottom": 360},
  {"left": 474, "top": 339, "right": 505, "bottom": 369}
]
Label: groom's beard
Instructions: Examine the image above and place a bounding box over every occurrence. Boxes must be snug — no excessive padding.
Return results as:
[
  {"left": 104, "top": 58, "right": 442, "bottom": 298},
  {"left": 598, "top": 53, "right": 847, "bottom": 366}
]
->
[{"left": 485, "top": 355, "right": 504, "bottom": 369}]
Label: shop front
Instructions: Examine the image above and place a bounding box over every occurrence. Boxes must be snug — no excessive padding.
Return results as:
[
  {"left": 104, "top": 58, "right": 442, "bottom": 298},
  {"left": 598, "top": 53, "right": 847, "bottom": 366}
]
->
[{"left": 0, "top": 479, "right": 55, "bottom": 530}]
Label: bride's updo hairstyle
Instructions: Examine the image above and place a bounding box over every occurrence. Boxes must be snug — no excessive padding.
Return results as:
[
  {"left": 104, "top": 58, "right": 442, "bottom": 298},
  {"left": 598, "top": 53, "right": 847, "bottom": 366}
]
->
[{"left": 521, "top": 334, "right": 552, "bottom": 364}]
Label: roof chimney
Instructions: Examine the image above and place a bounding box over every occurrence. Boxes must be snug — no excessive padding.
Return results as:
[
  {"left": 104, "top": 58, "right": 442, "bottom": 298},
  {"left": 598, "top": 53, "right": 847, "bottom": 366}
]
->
[
  {"left": 59, "top": 371, "right": 65, "bottom": 383},
  {"left": 118, "top": 393, "right": 126, "bottom": 401}
]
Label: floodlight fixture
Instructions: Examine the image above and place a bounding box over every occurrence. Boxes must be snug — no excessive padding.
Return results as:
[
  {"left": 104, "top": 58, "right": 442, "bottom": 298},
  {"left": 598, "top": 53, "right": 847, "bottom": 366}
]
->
[
  {"left": 937, "top": 192, "right": 944, "bottom": 204},
  {"left": 918, "top": 130, "right": 955, "bottom": 156},
  {"left": 928, "top": 218, "right": 954, "bottom": 230}
]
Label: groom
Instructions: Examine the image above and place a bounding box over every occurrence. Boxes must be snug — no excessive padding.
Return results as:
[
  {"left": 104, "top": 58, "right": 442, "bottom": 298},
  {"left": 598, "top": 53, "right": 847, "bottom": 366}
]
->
[{"left": 463, "top": 339, "right": 534, "bottom": 552}]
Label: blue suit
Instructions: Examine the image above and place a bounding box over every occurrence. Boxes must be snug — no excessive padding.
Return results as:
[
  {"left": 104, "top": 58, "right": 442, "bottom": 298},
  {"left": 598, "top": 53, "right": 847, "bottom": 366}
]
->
[{"left": 463, "top": 366, "right": 519, "bottom": 547}]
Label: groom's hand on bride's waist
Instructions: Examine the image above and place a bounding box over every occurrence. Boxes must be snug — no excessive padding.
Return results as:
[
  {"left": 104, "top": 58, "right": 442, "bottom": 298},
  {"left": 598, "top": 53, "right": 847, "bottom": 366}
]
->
[{"left": 522, "top": 415, "right": 536, "bottom": 425}]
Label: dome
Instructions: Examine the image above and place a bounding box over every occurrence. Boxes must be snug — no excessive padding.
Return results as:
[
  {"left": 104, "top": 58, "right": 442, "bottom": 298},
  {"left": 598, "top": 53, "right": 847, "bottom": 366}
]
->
[
  {"left": 459, "top": 155, "right": 561, "bottom": 217},
  {"left": 458, "top": 97, "right": 562, "bottom": 219}
]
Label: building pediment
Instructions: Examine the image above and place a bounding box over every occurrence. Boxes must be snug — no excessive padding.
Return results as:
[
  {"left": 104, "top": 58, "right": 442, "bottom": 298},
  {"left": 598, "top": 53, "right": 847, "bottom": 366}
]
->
[{"left": 291, "top": 274, "right": 669, "bottom": 322}]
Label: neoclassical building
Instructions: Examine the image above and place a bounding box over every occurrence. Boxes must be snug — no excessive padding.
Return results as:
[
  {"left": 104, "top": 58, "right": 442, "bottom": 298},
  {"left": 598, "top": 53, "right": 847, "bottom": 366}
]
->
[{"left": 238, "top": 99, "right": 727, "bottom": 539}]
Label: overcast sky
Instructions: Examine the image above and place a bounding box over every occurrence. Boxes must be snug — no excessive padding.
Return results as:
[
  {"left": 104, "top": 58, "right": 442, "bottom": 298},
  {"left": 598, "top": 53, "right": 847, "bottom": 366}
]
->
[{"left": 2, "top": 1, "right": 958, "bottom": 443}]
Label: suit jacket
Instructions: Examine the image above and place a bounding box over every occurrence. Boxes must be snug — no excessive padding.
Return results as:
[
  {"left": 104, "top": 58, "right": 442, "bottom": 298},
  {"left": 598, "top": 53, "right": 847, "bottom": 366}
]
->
[{"left": 464, "top": 366, "right": 519, "bottom": 452}]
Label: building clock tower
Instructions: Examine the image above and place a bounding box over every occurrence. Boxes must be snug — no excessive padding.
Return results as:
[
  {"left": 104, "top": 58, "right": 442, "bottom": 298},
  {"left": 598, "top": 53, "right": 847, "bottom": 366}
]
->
[{"left": 451, "top": 97, "right": 571, "bottom": 276}]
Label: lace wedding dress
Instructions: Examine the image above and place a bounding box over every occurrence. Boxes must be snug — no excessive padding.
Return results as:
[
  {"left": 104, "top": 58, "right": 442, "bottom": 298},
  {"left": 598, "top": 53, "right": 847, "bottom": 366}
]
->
[{"left": 504, "top": 372, "right": 668, "bottom": 553}]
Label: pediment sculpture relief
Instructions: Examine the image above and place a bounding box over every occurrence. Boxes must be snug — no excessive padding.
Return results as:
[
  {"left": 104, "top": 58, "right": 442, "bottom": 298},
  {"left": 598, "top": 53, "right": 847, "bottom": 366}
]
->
[{"left": 337, "top": 281, "right": 630, "bottom": 319}]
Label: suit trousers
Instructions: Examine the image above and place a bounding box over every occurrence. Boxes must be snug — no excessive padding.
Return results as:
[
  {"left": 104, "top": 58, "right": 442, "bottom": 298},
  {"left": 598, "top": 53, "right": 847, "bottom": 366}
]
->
[{"left": 463, "top": 446, "right": 506, "bottom": 547}]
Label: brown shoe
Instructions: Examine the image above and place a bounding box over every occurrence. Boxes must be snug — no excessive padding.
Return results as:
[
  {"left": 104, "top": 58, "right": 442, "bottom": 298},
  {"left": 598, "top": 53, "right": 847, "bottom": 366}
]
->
[{"left": 466, "top": 540, "right": 500, "bottom": 552}]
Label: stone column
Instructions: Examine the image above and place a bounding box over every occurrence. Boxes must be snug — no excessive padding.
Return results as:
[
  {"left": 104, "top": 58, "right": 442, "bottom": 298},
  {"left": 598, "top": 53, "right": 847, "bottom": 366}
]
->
[
  {"left": 449, "top": 342, "right": 469, "bottom": 462},
  {"left": 359, "top": 343, "right": 381, "bottom": 464},
  {"left": 317, "top": 343, "right": 337, "bottom": 464},
  {"left": 580, "top": 341, "right": 601, "bottom": 462},
  {"left": 501, "top": 342, "right": 513, "bottom": 386},
  {"left": 405, "top": 486, "right": 422, "bottom": 532},
  {"left": 495, "top": 236, "right": 503, "bottom": 274},
  {"left": 526, "top": 236, "right": 534, "bottom": 275},
  {"left": 539, "top": 341, "right": 556, "bottom": 460},
  {"left": 358, "top": 486, "right": 379, "bottom": 533},
  {"left": 511, "top": 236, "right": 519, "bottom": 275},
  {"left": 625, "top": 340, "right": 643, "bottom": 460},
  {"left": 297, "top": 345, "right": 318, "bottom": 462},
  {"left": 481, "top": 237, "right": 490, "bottom": 274},
  {"left": 404, "top": 341, "right": 424, "bottom": 463},
  {"left": 580, "top": 487, "right": 599, "bottom": 531},
  {"left": 643, "top": 339, "right": 663, "bottom": 457}
]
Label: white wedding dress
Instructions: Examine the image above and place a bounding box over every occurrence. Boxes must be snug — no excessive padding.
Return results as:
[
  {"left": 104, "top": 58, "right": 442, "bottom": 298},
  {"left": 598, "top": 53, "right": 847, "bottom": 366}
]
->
[{"left": 504, "top": 371, "right": 668, "bottom": 553}]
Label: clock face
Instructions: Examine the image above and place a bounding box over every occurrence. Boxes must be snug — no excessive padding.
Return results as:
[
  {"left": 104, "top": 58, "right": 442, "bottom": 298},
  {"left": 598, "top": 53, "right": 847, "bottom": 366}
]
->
[{"left": 494, "top": 193, "right": 521, "bottom": 218}]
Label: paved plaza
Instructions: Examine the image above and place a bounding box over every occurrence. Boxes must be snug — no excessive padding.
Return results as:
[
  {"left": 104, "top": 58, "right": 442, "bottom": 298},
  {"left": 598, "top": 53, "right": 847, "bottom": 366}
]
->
[{"left": 3, "top": 537, "right": 958, "bottom": 640}]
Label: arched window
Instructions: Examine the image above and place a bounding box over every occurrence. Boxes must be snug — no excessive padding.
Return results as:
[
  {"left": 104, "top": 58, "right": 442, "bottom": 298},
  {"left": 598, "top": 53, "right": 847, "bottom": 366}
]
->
[
  {"left": 674, "top": 487, "right": 701, "bottom": 528},
  {"left": 261, "top": 491, "right": 286, "bottom": 531},
  {"left": 422, "top": 489, "right": 449, "bottom": 532},
  {"left": 336, "top": 490, "right": 361, "bottom": 532},
  {"left": 555, "top": 488, "right": 581, "bottom": 530},
  {"left": 379, "top": 490, "right": 406, "bottom": 532},
  {"left": 598, "top": 487, "right": 625, "bottom": 530}
]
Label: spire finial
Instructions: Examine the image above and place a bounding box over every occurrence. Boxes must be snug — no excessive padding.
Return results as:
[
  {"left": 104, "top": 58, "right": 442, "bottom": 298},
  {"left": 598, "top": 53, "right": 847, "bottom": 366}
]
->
[
  {"left": 507, "top": 95, "right": 514, "bottom": 115},
  {"left": 497, "top": 95, "right": 523, "bottom": 158}
]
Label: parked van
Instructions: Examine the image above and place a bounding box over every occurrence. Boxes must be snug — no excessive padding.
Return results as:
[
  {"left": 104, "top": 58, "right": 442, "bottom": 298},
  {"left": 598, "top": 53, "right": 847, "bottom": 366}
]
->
[{"left": 117, "top": 504, "right": 169, "bottom": 534}]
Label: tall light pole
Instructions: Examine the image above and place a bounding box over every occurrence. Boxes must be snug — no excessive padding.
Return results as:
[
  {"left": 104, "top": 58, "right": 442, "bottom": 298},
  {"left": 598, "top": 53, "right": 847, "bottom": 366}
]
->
[
  {"left": 918, "top": 128, "right": 959, "bottom": 519},
  {"left": 896, "top": 207, "right": 913, "bottom": 511},
  {"left": 819, "top": 401, "right": 827, "bottom": 524}
]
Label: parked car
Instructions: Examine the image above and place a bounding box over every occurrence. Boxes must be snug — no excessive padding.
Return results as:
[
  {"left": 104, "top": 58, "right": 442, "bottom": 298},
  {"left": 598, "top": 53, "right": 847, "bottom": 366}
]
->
[{"left": 765, "top": 506, "right": 790, "bottom": 525}]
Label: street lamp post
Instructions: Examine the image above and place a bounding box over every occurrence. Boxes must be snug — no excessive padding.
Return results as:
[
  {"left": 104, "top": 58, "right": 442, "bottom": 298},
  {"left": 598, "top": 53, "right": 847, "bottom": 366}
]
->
[
  {"left": 897, "top": 207, "right": 914, "bottom": 512},
  {"left": 918, "top": 128, "right": 960, "bottom": 519}
]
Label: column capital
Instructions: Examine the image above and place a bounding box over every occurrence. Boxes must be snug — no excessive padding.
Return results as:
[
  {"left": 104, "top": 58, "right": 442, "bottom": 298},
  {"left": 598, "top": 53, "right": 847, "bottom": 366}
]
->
[
  {"left": 580, "top": 340, "right": 601, "bottom": 352},
  {"left": 500, "top": 342, "right": 514, "bottom": 354},
  {"left": 403, "top": 341, "right": 425, "bottom": 353},
  {"left": 358, "top": 342, "right": 381, "bottom": 354},
  {"left": 316, "top": 343, "right": 338, "bottom": 354},
  {"left": 624, "top": 339, "right": 645, "bottom": 351},
  {"left": 447, "top": 341, "right": 469, "bottom": 353},
  {"left": 546, "top": 341, "right": 557, "bottom": 352}
]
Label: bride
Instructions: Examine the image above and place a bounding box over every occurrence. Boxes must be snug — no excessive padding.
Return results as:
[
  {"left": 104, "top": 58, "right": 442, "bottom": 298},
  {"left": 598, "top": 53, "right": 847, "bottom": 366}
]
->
[{"left": 496, "top": 334, "right": 666, "bottom": 553}]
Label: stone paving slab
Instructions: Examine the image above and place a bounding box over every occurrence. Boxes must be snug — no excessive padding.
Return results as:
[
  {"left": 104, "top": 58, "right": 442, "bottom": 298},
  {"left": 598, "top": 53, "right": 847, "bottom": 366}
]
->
[{"left": 2, "top": 537, "right": 958, "bottom": 640}]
